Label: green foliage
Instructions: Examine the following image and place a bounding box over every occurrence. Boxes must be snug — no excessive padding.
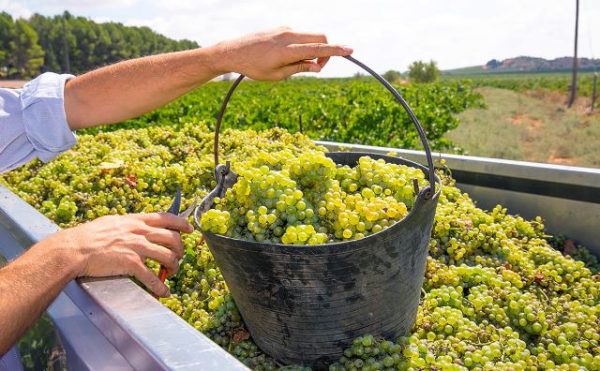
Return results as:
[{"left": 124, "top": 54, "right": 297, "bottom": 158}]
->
[
  {"left": 83, "top": 78, "right": 483, "bottom": 152},
  {"left": 0, "top": 13, "right": 44, "bottom": 78},
  {"left": 382, "top": 69, "right": 402, "bottom": 82},
  {"left": 408, "top": 60, "right": 441, "bottom": 83},
  {"left": 0, "top": 11, "right": 199, "bottom": 78},
  {"left": 11, "top": 20, "right": 44, "bottom": 78},
  {"left": 0, "top": 12, "right": 16, "bottom": 77}
]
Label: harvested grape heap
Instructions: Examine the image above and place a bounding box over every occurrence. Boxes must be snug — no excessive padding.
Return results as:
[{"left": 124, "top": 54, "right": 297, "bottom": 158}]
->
[
  {"left": 1, "top": 123, "right": 598, "bottom": 371},
  {"left": 199, "top": 152, "right": 427, "bottom": 244}
]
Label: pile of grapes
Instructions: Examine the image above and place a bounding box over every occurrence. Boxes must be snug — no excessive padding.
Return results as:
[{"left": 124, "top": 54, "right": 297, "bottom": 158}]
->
[
  {"left": 1, "top": 123, "right": 598, "bottom": 370},
  {"left": 199, "top": 152, "right": 428, "bottom": 244}
]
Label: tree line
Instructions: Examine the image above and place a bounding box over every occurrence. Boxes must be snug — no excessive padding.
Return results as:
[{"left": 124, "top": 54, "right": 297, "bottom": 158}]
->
[{"left": 0, "top": 11, "right": 199, "bottom": 79}]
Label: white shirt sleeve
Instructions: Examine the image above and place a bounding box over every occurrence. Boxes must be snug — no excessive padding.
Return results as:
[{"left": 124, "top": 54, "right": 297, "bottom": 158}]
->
[
  {"left": 0, "top": 72, "right": 77, "bottom": 174},
  {"left": 0, "top": 346, "right": 23, "bottom": 371}
]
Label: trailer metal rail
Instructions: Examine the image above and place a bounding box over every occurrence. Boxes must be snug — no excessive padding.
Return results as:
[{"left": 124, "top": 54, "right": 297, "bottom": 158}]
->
[
  {"left": 0, "top": 186, "right": 248, "bottom": 370},
  {"left": 1, "top": 144, "right": 599, "bottom": 369}
]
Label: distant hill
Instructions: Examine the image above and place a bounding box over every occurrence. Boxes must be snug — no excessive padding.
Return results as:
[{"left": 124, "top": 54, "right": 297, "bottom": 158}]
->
[{"left": 444, "top": 56, "right": 600, "bottom": 75}]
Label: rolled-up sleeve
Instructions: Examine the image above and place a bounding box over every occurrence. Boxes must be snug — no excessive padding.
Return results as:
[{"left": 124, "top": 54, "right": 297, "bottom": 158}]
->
[{"left": 0, "top": 72, "right": 77, "bottom": 174}]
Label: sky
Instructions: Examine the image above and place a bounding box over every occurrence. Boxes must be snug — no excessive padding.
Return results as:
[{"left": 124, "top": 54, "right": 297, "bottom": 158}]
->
[{"left": 2, "top": 0, "right": 599, "bottom": 77}]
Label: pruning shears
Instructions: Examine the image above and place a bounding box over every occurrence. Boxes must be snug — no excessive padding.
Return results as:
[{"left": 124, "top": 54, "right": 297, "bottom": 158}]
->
[{"left": 156, "top": 162, "right": 237, "bottom": 290}]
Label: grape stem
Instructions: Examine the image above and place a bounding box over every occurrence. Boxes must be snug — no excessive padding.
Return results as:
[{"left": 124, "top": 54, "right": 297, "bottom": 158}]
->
[{"left": 536, "top": 286, "right": 550, "bottom": 303}]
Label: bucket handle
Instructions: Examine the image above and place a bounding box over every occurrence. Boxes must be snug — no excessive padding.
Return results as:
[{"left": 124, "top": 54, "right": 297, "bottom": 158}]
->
[{"left": 213, "top": 55, "right": 436, "bottom": 200}]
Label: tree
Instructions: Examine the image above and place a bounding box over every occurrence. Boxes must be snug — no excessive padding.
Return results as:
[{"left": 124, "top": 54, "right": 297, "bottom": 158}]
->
[
  {"left": 382, "top": 70, "right": 402, "bottom": 82},
  {"left": 29, "top": 14, "right": 60, "bottom": 72},
  {"left": 10, "top": 19, "right": 44, "bottom": 78},
  {"left": 485, "top": 59, "right": 501, "bottom": 69},
  {"left": 353, "top": 71, "right": 365, "bottom": 79},
  {"left": 407, "top": 60, "right": 440, "bottom": 83},
  {"left": 0, "top": 12, "right": 16, "bottom": 77}
]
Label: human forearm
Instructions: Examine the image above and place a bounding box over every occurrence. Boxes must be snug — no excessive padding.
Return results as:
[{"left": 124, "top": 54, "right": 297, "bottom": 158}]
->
[
  {"left": 0, "top": 213, "right": 191, "bottom": 355},
  {"left": 64, "top": 28, "right": 351, "bottom": 130},
  {"left": 0, "top": 240, "right": 79, "bottom": 355},
  {"left": 64, "top": 46, "right": 224, "bottom": 129}
]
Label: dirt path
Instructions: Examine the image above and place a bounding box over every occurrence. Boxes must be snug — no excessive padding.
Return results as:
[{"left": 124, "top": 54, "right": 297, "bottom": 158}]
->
[
  {"left": 446, "top": 87, "right": 600, "bottom": 168},
  {"left": 0, "top": 80, "right": 27, "bottom": 88},
  {"left": 508, "top": 113, "right": 546, "bottom": 163}
]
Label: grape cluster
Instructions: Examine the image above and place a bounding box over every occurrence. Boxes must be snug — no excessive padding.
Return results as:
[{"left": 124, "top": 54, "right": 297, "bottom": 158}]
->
[
  {"left": 200, "top": 153, "right": 425, "bottom": 245},
  {"left": 1, "top": 124, "right": 599, "bottom": 370}
]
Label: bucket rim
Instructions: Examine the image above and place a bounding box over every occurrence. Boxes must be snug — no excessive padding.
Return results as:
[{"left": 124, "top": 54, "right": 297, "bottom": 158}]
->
[{"left": 200, "top": 151, "right": 441, "bottom": 252}]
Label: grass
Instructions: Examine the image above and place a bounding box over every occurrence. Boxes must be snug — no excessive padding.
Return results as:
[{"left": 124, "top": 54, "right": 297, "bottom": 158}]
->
[{"left": 446, "top": 87, "right": 600, "bottom": 168}]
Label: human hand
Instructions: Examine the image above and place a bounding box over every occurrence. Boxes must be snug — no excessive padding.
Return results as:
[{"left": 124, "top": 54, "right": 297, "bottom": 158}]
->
[
  {"left": 213, "top": 27, "right": 353, "bottom": 80},
  {"left": 41, "top": 213, "right": 193, "bottom": 297}
]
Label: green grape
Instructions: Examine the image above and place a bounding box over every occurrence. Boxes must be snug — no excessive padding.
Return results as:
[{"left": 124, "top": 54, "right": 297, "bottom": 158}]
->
[
  {"left": 1, "top": 124, "right": 598, "bottom": 371},
  {"left": 198, "top": 148, "right": 425, "bottom": 246}
]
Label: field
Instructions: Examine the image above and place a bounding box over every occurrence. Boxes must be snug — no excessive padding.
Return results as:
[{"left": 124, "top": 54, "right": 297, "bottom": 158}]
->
[
  {"left": 441, "top": 72, "right": 600, "bottom": 168},
  {"left": 86, "top": 78, "right": 483, "bottom": 153},
  {"left": 88, "top": 73, "right": 599, "bottom": 169},
  {"left": 443, "top": 71, "right": 599, "bottom": 101},
  {"left": 447, "top": 87, "right": 600, "bottom": 167},
  {"left": 2, "top": 75, "right": 599, "bottom": 369},
  {"left": 4, "top": 72, "right": 598, "bottom": 167}
]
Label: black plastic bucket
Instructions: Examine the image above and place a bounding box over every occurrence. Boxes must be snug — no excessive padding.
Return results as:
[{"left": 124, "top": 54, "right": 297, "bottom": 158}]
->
[{"left": 196, "top": 56, "right": 441, "bottom": 367}]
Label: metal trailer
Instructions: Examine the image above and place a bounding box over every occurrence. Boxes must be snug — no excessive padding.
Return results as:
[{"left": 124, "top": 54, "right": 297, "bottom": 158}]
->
[{"left": 1, "top": 142, "right": 599, "bottom": 370}]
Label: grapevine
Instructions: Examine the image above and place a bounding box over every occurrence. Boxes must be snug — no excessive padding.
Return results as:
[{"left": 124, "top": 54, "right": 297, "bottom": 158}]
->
[{"left": 82, "top": 78, "right": 484, "bottom": 152}]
